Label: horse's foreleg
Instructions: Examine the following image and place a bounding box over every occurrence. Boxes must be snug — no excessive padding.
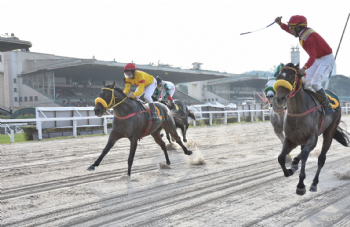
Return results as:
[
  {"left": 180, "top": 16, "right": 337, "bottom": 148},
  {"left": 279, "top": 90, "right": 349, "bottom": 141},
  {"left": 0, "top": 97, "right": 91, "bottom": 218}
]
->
[
  {"left": 310, "top": 127, "right": 335, "bottom": 192},
  {"left": 297, "top": 136, "right": 317, "bottom": 196},
  {"left": 152, "top": 128, "right": 171, "bottom": 165},
  {"left": 291, "top": 145, "right": 304, "bottom": 170},
  {"left": 88, "top": 130, "right": 121, "bottom": 171},
  {"left": 278, "top": 138, "right": 297, "bottom": 177},
  {"left": 127, "top": 136, "right": 138, "bottom": 177}
]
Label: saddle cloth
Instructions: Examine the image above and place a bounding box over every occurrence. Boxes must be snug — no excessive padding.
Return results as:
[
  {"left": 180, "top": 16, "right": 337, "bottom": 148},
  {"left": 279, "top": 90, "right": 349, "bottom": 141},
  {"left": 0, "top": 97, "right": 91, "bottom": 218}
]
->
[{"left": 136, "top": 100, "right": 164, "bottom": 121}]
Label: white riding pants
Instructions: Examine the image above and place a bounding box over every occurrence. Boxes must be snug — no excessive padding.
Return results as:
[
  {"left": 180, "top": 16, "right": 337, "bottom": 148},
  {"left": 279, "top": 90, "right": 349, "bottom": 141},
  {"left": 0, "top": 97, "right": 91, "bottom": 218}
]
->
[
  {"left": 135, "top": 78, "right": 157, "bottom": 103},
  {"left": 303, "top": 53, "right": 335, "bottom": 91}
]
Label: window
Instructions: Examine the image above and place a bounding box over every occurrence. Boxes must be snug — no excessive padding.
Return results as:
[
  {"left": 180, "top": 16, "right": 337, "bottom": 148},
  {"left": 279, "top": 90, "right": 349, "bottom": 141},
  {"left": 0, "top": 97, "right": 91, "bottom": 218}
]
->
[
  {"left": 35, "top": 96, "right": 38, "bottom": 101},
  {"left": 19, "top": 97, "right": 22, "bottom": 102},
  {"left": 14, "top": 88, "right": 17, "bottom": 92},
  {"left": 30, "top": 96, "right": 33, "bottom": 101},
  {"left": 14, "top": 97, "right": 18, "bottom": 102},
  {"left": 24, "top": 97, "right": 28, "bottom": 101},
  {"left": 13, "top": 78, "right": 17, "bottom": 83}
]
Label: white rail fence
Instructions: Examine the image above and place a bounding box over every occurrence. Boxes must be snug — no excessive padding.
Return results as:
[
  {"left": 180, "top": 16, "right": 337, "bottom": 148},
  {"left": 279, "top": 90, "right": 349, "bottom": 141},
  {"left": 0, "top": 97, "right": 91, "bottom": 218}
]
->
[{"left": 1, "top": 104, "right": 349, "bottom": 142}]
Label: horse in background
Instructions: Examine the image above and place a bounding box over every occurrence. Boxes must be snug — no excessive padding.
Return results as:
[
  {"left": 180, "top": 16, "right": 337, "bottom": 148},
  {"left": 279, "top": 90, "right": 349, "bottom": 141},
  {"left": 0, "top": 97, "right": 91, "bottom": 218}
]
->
[
  {"left": 88, "top": 82, "right": 192, "bottom": 176},
  {"left": 274, "top": 63, "right": 350, "bottom": 195},
  {"left": 148, "top": 96, "right": 196, "bottom": 143},
  {"left": 264, "top": 77, "right": 286, "bottom": 144}
]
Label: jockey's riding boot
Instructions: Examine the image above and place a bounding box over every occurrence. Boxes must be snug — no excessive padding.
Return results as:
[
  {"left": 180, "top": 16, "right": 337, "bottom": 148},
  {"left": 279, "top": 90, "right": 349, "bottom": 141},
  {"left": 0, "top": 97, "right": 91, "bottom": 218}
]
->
[
  {"left": 149, "top": 103, "right": 160, "bottom": 120},
  {"left": 316, "top": 88, "right": 335, "bottom": 115},
  {"left": 170, "top": 101, "right": 177, "bottom": 111}
]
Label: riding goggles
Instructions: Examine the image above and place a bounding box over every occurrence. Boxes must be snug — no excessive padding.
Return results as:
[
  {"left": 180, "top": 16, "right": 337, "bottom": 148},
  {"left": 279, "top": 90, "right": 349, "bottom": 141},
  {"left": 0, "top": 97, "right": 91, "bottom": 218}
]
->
[{"left": 124, "top": 71, "right": 134, "bottom": 79}]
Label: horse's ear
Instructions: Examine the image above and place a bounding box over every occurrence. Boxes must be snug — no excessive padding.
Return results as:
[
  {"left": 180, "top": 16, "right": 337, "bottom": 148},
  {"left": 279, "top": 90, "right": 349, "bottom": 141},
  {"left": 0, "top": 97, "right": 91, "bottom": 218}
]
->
[
  {"left": 103, "top": 81, "right": 106, "bottom": 87},
  {"left": 112, "top": 81, "right": 115, "bottom": 88},
  {"left": 295, "top": 63, "right": 300, "bottom": 70}
]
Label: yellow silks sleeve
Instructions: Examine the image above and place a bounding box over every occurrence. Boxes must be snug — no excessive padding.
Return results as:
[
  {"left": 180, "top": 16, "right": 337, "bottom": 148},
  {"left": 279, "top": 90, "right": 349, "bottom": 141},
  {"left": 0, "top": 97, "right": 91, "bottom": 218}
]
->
[{"left": 124, "top": 81, "right": 131, "bottom": 94}]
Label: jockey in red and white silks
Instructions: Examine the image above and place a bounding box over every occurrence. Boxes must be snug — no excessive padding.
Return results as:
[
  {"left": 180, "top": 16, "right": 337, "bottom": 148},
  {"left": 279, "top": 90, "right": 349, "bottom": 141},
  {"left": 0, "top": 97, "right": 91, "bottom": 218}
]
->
[{"left": 275, "top": 15, "right": 335, "bottom": 115}]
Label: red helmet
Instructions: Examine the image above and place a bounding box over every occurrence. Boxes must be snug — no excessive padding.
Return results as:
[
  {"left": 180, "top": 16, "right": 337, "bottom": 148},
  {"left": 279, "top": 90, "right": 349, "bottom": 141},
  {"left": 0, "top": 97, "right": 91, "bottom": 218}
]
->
[
  {"left": 288, "top": 15, "right": 307, "bottom": 27},
  {"left": 124, "top": 63, "right": 136, "bottom": 71}
]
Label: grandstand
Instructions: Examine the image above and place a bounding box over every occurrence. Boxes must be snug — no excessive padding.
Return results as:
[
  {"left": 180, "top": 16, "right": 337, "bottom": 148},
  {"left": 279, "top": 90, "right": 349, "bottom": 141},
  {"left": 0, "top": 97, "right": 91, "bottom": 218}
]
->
[{"left": 1, "top": 50, "right": 229, "bottom": 110}]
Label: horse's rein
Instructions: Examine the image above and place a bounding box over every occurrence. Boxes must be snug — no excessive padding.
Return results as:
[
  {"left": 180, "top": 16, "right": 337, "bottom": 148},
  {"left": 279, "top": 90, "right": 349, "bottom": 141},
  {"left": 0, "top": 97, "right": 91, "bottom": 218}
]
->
[{"left": 95, "top": 88, "right": 128, "bottom": 115}]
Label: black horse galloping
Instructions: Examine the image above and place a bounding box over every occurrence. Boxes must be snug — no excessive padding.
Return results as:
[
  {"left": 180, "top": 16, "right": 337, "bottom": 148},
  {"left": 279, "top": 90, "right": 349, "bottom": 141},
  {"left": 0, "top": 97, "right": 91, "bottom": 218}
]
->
[
  {"left": 155, "top": 98, "right": 196, "bottom": 143},
  {"left": 274, "top": 63, "right": 350, "bottom": 195},
  {"left": 88, "top": 82, "right": 192, "bottom": 176}
]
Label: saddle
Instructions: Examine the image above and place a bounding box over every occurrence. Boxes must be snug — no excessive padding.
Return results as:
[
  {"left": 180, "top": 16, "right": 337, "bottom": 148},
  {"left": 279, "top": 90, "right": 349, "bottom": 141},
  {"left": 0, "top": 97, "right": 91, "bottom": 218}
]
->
[
  {"left": 304, "top": 88, "right": 340, "bottom": 111},
  {"left": 303, "top": 89, "right": 324, "bottom": 114}
]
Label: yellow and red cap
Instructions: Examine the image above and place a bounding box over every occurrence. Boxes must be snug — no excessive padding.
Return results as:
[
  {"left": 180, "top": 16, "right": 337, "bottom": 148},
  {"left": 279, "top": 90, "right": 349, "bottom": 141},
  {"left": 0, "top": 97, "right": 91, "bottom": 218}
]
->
[{"left": 288, "top": 15, "right": 307, "bottom": 27}]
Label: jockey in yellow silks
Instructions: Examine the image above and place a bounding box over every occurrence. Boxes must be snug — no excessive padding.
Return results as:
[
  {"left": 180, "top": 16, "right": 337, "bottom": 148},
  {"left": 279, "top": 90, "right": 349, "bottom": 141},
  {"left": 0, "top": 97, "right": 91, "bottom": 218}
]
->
[{"left": 123, "top": 63, "right": 160, "bottom": 120}]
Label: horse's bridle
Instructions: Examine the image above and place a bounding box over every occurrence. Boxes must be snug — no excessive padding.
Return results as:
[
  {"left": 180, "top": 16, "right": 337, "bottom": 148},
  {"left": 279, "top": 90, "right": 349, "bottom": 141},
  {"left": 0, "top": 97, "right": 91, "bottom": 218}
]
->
[
  {"left": 95, "top": 88, "right": 128, "bottom": 115},
  {"left": 273, "top": 66, "right": 302, "bottom": 101}
]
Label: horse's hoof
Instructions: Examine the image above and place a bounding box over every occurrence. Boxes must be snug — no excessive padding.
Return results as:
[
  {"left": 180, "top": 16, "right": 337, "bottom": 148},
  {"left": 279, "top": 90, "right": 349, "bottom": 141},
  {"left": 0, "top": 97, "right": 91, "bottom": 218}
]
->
[
  {"left": 183, "top": 138, "right": 187, "bottom": 143},
  {"left": 187, "top": 150, "right": 192, "bottom": 155},
  {"left": 309, "top": 185, "right": 317, "bottom": 192},
  {"left": 166, "top": 161, "right": 171, "bottom": 165},
  {"left": 296, "top": 187, "right": 306, "bottom": 196},
  {"left": 87, "top": 165, "right": 95, "bottom": 171},
  {"left": 288, "top": 168, "right": 295, "bottom": 176},
  {"left": 291, "top": 163, "right": 299, "bottom": 171}
]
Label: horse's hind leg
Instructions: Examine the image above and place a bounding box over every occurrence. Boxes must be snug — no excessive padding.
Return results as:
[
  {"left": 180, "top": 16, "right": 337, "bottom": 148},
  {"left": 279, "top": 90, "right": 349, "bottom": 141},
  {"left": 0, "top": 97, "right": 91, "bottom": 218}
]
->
[
  {"left": 179, "top": 123, "right": 187, "bottom": 143},
  {"left": 152, "top": 128, "right": 171, "bottom": 165},
  {"left": 88, "top": 130, "right": 121, "bottom": 171},
  {"left": 163, "top": 119, "right": 192, "bottom": 155},
  {"left": 310, "top": 127, "right": 336, "bottom": 192},
  {"left": 166, "top": 131, "right": 172, "bottom": 144}
]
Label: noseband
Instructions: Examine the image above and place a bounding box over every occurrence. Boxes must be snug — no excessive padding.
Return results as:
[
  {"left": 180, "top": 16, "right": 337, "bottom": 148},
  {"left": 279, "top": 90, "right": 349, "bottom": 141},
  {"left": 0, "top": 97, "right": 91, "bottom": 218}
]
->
[
  {"left": 273, "top": 67, "right": 302, "bottom": 101},
  {"left": 95, "top": 88, "right": 127, "bottom": 115}
]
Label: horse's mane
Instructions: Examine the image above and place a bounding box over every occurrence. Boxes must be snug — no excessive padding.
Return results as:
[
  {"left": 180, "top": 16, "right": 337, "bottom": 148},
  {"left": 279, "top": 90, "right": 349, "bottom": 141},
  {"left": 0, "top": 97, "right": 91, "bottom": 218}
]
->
[{"left": 105, "top": 83, "right": 126, "bottom": 98}]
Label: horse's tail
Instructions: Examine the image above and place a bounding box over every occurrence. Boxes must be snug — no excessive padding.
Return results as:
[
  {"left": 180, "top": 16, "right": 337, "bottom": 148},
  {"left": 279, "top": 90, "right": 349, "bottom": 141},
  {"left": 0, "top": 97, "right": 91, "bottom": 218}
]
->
[
  {"left": 188, "top": 109, "right": 196, "bottom": 120},
  {"left": 333, "top": 122, "right": 350, "bottom": 147}
]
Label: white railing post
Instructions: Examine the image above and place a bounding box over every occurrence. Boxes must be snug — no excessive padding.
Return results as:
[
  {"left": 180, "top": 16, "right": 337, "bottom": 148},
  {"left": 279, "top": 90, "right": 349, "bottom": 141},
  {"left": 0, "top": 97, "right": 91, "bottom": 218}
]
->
[
  {"left": 73, "top": 120, "right": 77, "bottom": 137},
  {"left": 224, "top": 112, "right": 227, "bottom": 124},
  {"left": 103, "top": 117, "right": 107, "bottom": 134},
  {"left": 10, "top": 129, "right": 14, "bottom": 143},
  {"left": 37, "top": 119, "right": 42, "bottom": 140},
  {"left": 238, "top": 111, "right": 241, "bottom": 123},
  {"left": 251, "top": 112, "right": 254, "bottom": 122},
  {"left": 347, "top": 103, "right": 349, "bottom": 115},
  {"left": 193, "top": 119, "right": 196, "bottom": 127},
  {"left": 263, "top": 111, "right": 265, "bottom": 121},
  {"left": 209, "top": 113, "right": 212, "bottom": 126}
]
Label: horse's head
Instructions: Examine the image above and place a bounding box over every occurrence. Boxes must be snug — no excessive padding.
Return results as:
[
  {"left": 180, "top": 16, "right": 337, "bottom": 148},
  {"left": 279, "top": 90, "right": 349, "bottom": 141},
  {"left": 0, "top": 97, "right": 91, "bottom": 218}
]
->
[
  {"left": 274, "top": 63, "right": 303, "bottom": 106},
  {"left": 265, "top": 77, "right": 277, "bottom": 103},
  {"left": 94, "top": 81, "right": 127, "bottom": 117}
]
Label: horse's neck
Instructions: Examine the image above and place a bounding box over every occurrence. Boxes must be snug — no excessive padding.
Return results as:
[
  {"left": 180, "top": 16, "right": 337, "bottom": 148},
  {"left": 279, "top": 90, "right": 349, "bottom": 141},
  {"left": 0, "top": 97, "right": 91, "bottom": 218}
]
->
[
  {"left": 113, "top": 99, "right": 139, "bottom": 116},
  {"left": 286, "top": 89, "right": 308, "bottom": 113}
]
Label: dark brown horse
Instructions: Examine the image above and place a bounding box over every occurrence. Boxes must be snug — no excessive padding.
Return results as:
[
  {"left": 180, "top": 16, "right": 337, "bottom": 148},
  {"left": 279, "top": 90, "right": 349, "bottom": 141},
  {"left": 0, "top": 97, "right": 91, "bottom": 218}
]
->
[
  {"left": 274, "top": 63, "right": 350, "bottom": 195},
  {"left": 88, "top": 82, "right": 192, "bottom": 176},
  {"left": 155, "top": 99, "right": 196, "bottom": 143}
]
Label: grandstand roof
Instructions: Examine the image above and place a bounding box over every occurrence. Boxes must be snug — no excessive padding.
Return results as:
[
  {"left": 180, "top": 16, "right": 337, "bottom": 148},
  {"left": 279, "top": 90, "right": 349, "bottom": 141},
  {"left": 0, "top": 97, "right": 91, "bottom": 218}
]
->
[
  {"left": 0, "top": 35, "right": 32, "bottom": 52},
  {"left": 21, "top": 59, "right": 234, "bottom": 84}
]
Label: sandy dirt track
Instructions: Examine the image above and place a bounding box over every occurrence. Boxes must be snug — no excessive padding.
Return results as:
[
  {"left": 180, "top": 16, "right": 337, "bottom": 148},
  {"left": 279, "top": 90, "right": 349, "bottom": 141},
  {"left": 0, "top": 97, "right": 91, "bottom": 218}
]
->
[{"left": 1, "top": 116, "right": 350, "bottom": 227}]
